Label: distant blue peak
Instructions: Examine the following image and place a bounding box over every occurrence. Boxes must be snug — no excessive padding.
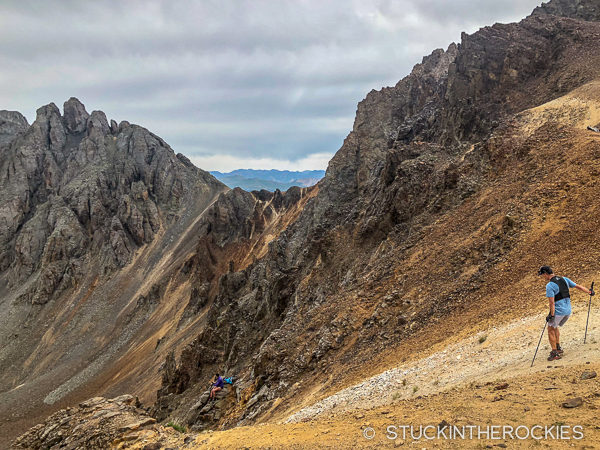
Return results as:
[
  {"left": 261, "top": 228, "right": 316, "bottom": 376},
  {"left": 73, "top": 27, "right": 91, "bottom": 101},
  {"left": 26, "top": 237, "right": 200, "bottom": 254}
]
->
[{"left": 210, "top": 169, "right": 325, "bottom": 192}]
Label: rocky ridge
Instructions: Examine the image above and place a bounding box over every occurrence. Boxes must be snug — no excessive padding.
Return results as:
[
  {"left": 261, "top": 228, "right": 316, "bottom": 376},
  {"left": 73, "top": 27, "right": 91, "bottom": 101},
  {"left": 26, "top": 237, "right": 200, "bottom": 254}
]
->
[
  {"left": 0, "top": 97, "right": 221, "bottom": 305},
  {"left": 152, "top": 0, "right": 600, "bottom": 433},
  {"left": 0, "top": 97, "right": 311, "bottom": 447}
]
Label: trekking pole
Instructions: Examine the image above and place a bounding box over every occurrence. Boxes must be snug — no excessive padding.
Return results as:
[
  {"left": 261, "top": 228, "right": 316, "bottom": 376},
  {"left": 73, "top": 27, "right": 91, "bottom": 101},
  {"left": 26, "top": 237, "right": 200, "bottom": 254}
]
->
[
  {"left": 531, "top": 320, "right": 547, "bottom": 367},
  {"left": 584, "top": 281, "right": 594, "bottom": 344}
]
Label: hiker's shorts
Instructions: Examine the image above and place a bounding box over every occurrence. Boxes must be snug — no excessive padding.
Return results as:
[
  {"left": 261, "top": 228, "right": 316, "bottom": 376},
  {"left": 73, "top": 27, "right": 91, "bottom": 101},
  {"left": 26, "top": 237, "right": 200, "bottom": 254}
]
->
[{"left": 548, "top": 314, "right": 569, "bottom": 328}]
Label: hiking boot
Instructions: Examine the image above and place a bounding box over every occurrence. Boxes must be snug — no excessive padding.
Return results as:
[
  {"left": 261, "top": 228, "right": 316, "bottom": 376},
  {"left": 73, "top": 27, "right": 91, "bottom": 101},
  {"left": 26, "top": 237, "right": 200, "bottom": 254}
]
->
[
  {"left": 556, "top": 345, "right": 564, "bottom": 355},
  {"left": 547, "top": 350, "right": 561, "bottom": 361}
]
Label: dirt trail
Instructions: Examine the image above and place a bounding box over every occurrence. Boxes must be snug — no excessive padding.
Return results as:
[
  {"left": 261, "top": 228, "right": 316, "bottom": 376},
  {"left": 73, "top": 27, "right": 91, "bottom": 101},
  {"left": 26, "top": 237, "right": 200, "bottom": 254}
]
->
[
  {"left": 191, "top": 360, "right": 600, "bottom": 449},
  {"left": 286, "top": 302, "right": 600, "bottom": 422}
]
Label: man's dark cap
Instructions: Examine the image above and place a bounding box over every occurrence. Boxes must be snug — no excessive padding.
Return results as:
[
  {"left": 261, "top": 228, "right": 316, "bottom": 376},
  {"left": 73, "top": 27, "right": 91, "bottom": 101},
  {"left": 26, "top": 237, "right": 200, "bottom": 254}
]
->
[{"left": 538, "top": 266, "right": 553, "bottom": 275}]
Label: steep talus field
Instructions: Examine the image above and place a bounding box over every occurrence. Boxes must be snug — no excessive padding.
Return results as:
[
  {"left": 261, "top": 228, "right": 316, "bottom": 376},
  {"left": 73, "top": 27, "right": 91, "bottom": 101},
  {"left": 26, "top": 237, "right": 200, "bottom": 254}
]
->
[
  {"left": 0, "top": 99, "right": 311, "bottom": 446},
  {"left": 5, "top": 0, "right": 600, "bottom": 448},
  {"left": 0, "top": 97, "right": 228, "bottom": 441}
]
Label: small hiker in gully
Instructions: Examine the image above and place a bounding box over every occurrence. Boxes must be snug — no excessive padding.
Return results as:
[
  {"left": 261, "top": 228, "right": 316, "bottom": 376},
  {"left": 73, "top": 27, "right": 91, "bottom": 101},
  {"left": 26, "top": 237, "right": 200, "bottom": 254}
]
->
[{"left": 538, "top": 266, "right": 594, "bottom": 361}]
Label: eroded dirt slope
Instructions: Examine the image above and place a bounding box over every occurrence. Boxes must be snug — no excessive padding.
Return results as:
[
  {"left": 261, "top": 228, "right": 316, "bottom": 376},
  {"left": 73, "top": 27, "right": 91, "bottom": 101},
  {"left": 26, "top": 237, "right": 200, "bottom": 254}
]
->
[
  {"left": 144, "top": 0, "right": 600, "bottom": 434},
  {"left": 14, "top": 303, "right": 600, "bottom": 449}
]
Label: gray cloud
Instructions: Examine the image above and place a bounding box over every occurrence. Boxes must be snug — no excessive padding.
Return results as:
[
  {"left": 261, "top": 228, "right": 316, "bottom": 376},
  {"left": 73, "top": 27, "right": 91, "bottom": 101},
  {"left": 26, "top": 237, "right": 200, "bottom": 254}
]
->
[{"left": 0, "top": 0, "right": 541, "bottom": 170}]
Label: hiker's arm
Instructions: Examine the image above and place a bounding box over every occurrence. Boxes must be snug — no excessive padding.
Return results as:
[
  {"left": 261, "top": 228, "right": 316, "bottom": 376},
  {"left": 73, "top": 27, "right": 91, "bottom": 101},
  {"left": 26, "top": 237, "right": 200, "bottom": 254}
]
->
[
  {"left": 574, "top": 284, "right": 593, "bottom": 295},
  {"left": 547, "top": 297, "right": 555, "bottom": 316}
]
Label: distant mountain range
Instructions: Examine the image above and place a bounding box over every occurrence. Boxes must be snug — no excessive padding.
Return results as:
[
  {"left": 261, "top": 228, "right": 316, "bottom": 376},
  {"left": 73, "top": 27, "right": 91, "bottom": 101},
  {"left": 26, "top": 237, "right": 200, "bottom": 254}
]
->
[{"left": 210, "top": 169, "right": 325, "bottom": 191}]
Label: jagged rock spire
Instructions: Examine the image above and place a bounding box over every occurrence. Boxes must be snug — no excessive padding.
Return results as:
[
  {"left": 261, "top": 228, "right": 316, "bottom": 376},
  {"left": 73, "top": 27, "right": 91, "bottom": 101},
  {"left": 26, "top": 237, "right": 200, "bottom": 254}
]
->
[
  {"left": 63, "top": 97, "right": 90, "bottom": 133},
  {"left": 35, "top": 102, "right": 61, "bottom": 122}
]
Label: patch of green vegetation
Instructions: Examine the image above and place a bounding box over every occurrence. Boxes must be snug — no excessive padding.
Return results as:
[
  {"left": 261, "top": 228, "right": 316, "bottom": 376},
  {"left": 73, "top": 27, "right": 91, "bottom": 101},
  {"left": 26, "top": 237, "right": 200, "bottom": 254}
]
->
[
  {"left": 166, "top": 422, "right": 186, "bottom": 433},
  {"left": 479, "top": 335, "right": 487, "bottom": 344},
  {"left": 402, "top": 379, "right": 407, "bottom": 386},
  {"left": 392, "top": 392, "right": 401, "bottom": 401},
  {"left": 412, "top": 386, "right": 418, "bottom": 393}
]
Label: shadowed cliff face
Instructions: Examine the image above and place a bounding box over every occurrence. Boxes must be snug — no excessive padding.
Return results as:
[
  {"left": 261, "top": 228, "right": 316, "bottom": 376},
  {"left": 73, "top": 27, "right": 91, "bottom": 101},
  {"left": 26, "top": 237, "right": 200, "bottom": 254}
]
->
[{"left": 152, "top": 0, "right": 600, "bottom": 432}]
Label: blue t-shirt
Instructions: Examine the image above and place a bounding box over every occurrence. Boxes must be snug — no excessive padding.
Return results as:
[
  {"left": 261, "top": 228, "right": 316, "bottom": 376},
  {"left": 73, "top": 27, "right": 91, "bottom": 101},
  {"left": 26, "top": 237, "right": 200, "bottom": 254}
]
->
[{"left": 546, "top": 277, "right": 576, "bottom": 316}]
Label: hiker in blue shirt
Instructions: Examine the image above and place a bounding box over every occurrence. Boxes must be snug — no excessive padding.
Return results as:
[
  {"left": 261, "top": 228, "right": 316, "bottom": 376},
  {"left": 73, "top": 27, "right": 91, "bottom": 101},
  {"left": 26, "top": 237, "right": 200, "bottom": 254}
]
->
[
  {"left": 538, "top": 266, "right": 594, "bottom": 361},
  {"left": 210, "top": 373, "right": 225, "bottom": 399}
]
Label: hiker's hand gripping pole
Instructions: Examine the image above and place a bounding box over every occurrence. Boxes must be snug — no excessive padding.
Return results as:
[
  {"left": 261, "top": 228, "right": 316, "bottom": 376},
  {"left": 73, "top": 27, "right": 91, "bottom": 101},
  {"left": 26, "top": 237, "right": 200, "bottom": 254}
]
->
[{"left": 584, "top": 281, "right": 595, "bottom": 344}]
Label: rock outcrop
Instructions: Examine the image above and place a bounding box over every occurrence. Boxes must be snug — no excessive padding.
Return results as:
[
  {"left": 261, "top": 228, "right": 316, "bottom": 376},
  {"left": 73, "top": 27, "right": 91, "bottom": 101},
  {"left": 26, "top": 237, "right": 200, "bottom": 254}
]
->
[
  {"left": 12, "top": 395, "right": 155, "bottom": 449},
  {"left": 532, "top": 0, "right": 600, "bottom": 21},
  {"left": 0, "top": 110, "right": 29, "bottom": 146},
  {"left": 0, "top": 97, "right": 223, "bottom": 304}
]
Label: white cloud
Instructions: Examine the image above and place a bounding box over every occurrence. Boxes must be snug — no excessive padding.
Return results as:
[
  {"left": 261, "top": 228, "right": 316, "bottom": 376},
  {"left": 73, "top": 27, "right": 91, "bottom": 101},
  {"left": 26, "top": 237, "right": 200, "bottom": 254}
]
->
[
  {"left": 0, "top": 0, "right": 542, "bottom": 170},
  {"left": 190, "top": 152, "right": 335, "bottom": 172}
]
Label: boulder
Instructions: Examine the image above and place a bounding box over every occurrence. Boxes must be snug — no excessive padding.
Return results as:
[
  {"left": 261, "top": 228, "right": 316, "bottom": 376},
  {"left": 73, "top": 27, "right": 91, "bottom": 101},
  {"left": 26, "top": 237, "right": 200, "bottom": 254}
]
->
[
  {"left": 581, "top": 370, "right": 597, "bottom": 380},
  {"left": 561, "top": 397, "right": 583, "bottom": 408}
]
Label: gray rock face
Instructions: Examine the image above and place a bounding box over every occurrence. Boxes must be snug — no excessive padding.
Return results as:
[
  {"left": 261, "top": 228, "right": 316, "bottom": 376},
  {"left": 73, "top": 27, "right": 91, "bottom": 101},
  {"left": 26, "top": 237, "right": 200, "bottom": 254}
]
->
[
  {"left": 0, "top": 97, "right": 224, "bottom": 305},
  {"left": 63, "top": 97, "right": 89, "bottom": 133},
  {"left": 0, "top": 110, "right": 29, "bottom": 146}
]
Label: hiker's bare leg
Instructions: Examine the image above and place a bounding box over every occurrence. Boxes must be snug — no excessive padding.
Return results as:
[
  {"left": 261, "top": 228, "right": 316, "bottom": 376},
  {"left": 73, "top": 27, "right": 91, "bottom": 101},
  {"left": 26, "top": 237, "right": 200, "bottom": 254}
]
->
[
  {"left": 556, "top": 327, "right": 560, "bottom": 347},
  {"left": 548, "top": 326, "right": 557, "bottom": 350}
]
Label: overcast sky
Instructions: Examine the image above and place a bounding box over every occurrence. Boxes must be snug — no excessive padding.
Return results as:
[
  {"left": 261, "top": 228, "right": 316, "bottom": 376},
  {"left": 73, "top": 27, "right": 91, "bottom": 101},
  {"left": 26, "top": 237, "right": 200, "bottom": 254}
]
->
[{"left": 0, "top": 0, "right": 541, "bottom": 172}]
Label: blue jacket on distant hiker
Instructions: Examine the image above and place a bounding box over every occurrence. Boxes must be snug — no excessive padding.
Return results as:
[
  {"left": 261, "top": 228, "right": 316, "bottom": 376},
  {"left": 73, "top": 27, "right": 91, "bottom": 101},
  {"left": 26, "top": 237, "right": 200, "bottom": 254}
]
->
[
  {"left": 210, "top": 373, "right": 224, "bottom": 400},
  {"left": 538, "top": 266, "right": 594, "bottom": 361}
]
